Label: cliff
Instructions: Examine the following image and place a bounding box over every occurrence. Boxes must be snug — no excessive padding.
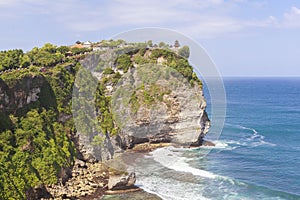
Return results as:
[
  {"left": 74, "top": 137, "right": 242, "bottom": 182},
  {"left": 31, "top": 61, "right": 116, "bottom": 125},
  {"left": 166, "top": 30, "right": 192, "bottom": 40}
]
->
[
  {"left": 74, "top": 47, "right": 210, "bottom": 163},
  {"left": 0, "top": 42, "right": 210, "bottom": 199},
  {"left": 0, "top": 66, "right": 78, "bottom": 199}
]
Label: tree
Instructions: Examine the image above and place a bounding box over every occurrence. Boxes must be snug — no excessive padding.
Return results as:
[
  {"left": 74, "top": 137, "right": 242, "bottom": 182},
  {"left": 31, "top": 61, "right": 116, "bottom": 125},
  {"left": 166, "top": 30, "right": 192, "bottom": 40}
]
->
[
  {"left": 27, "top": 45, "right": 63, "bottom": 67},
  {"left": 57, "top": 46, "right": 70, "bottom": 55},
  {"left": 0, "top": 49, "right": 24, "bottom": 70},
  {"left": 41, "top": 43, "right": 57, "bottom": 54},
  {"left": 20, "top": 55, "right": 30, "bottom": 68},
  {"left": 147, "top": 40, "right": 153, "bottom": 47},
  {"left": 178, "top": 45, "right": 190, "bottom": 58},
  {"left": 116, "top": 54, "right": 133, "bottom": 73},
  {"left": 158, "top": 42, "right": 166, "bottom": 48}
]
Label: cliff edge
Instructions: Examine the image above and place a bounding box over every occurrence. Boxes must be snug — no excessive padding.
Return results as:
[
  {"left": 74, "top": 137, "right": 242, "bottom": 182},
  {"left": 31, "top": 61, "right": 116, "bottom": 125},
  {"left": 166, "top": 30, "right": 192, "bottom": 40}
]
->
[{"left": 74, "top": 47, "right": 210, "bottom": 163}]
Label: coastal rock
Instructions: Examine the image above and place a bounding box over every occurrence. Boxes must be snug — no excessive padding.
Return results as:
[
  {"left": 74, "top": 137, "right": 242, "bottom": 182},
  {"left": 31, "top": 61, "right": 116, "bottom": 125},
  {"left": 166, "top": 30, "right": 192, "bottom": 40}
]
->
[
  {"left": 108, "top": 172, "right": 136, "bottom": 190},
  {"left": 113, "top": 64, "right": 210, "bottom": 148},
  {"left": 102, "top": 190, "right": 162, "bottom": 200},
  {"left": 0, "top": 75, "right": 55, "bottom": 113},
  {"left": 75, "top": 49, "right": 211, "bottom": 162},
  {"left": 26, "top": 185, "right": 52, "bottom": 200},
  {"left": 46, "top": 161, "right": 109, "bottom": 199}
]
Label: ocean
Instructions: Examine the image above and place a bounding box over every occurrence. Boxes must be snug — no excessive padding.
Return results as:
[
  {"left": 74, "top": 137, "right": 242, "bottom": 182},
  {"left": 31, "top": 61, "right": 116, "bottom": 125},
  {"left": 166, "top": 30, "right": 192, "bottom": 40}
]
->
[{"left": 129, "top": 77, "right": 300, "bottom": 200}]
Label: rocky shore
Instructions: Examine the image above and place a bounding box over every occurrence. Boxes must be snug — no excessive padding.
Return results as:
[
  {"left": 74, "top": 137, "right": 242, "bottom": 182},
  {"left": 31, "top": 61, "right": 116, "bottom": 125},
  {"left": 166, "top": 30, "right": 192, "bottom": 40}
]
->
[
  {"left": 45, "top": 160, "right": 108, "bottom": 199},
  {"left": 44, "top": 157, "right": 162, "bottom": 200},
  {"left": 102, "top": 190, "right": 162, "bottom": 200}
]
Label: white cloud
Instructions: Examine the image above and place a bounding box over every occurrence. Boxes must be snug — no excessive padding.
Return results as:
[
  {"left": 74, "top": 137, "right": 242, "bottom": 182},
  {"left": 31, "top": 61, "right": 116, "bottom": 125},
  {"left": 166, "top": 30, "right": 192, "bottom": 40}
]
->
[
  {"left": 42, "top": 0, "right": 272, "bottom": 38},
  {"left": 283, "top": 6, "right": 300, "bottom": 28},
  {"left": 177, "top": 14, "right": 281, "bottom": 39},
  {"left": 1, "top": 0, "right": 299, "bottom": 39},
  {"left": 0, "top": 0, "right": 18, "bottom": 6}
]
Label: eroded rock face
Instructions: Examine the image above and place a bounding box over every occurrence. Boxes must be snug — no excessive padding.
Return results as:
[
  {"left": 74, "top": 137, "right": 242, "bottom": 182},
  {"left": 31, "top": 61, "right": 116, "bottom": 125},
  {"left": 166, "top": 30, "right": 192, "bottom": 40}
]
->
[
  {"left": 75, "top": 131, "right": 120, "bottom": 162},
  {"left": 74, "top": 50, "right": 210, "bottom": 162},
  {"left": 46, "top": 159, "right": 109, "bottom": 199},
  {"left": 108, "top": 172, "right": 136, "bottom": 190},
  {"left": 0, "top": 75, "right": 46, "bottom": 112},
  {"left": 113, "top": 64, "right": 210, "bottom": 149}
]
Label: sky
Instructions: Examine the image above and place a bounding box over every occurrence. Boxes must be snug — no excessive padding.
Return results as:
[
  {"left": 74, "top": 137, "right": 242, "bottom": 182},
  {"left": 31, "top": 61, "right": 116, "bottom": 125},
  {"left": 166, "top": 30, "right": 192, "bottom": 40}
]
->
[{"left": 0, "top": 0, "right": 300, "bottom": 77}]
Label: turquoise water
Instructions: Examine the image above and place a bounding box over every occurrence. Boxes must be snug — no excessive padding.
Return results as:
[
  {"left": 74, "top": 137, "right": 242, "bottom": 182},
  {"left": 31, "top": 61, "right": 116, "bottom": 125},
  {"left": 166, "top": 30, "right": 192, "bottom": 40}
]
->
[{"left": 131, "top": 78, "right": 300, "bottom": 200}]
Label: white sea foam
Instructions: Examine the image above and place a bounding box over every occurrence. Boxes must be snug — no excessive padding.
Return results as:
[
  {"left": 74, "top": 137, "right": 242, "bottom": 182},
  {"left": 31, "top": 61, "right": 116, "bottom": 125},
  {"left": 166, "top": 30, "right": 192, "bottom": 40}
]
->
[
  {"left": 226, "top": 123, "right": 258, "bottom": 134},
  {"left": 136, "top": 175, "right": 212, "bottom": 200},
  {"left": 151, "top": 147, "right": 217, "bottom": 179},
  {"left": 135, "top": 149, "right": 214, "bottom": 200},
  {"left": 224, "top": 140, "right": 243, "bottom": 145},
  {"left": 135, "top": 146, "right": 254, "bottom": 200},
  {"left": 132, "top": 123, "right": 282, "bottom": 200},
  {"left": 251, "top": 140, "right": 277, "bottom": 147},
  {"left": 226, "top": 123, "right": 276, "bottom": 147},
  {"left": 210, "top": 140, "right": 229, "bottom": 148}
]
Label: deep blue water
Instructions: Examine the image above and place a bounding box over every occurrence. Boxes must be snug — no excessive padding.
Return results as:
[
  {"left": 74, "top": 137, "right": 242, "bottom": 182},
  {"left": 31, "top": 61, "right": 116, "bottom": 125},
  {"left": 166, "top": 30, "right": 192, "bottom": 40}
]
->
[
  {"left": 132, "top": 78, "right": 300, "bottom": 200},
  {"left": 203, "top": 78, "right": 300, "bottom": 199}
]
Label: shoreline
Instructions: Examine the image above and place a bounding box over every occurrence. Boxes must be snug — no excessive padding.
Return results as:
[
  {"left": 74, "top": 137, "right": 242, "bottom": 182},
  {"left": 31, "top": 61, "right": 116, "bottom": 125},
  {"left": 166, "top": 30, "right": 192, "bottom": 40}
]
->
[
  {"left": 129, "top": 140, "right": 215, "bottom": 153},
  {"left": 101, "top": 141, "right": 215, "bottom": 199},
  {"left": 102, "top": 189, "right": 163, "bottom": 200},
  {"left": 46, "top": 141, "right": 214, "bottom": 199}
]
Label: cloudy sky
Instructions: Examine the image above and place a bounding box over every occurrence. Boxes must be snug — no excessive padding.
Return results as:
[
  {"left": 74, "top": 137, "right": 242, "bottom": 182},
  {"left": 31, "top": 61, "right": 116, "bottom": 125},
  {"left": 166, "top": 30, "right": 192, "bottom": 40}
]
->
[{"left": 0, "top": 0, "right": 300, "bottom": 76}]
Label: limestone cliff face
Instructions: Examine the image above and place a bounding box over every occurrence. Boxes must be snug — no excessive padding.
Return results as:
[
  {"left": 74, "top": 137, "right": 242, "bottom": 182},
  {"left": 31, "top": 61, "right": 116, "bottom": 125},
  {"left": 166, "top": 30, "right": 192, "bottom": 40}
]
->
[
  {"left": 0, "top": 52, "right": 210, "bottom": 165},
  {"left": 75, "top": 49, "right": 211, "bottom": 162},
  {"left": 0, "top": 75, "right": 45, "bottom": 112},
  {"left": 113, "top": 65, "right": 210, "bottom": 149},
  {"left": 0, "top": 74, "right": 59, "bottom": 117}
]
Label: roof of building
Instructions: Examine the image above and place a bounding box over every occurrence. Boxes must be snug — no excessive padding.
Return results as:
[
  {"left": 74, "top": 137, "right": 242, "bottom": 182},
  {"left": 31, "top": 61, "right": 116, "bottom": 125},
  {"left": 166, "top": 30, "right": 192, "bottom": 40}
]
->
[{"left": 71, "top": 43, "right": 84, "bottom": 49}]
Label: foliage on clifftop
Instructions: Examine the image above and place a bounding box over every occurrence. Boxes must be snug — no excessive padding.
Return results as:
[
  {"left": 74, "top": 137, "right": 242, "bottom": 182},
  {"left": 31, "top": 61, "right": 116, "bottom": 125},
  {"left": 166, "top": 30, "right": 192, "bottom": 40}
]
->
[{"left": 0, "top": 43, "right": 90, "bottom": 72}]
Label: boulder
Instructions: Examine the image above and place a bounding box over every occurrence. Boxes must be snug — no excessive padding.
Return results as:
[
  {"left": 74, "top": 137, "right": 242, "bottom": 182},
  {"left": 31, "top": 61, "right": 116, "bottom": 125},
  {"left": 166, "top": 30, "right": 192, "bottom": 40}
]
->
[{"left": 108, "top": 172, "right": 136, "bottom": 190}]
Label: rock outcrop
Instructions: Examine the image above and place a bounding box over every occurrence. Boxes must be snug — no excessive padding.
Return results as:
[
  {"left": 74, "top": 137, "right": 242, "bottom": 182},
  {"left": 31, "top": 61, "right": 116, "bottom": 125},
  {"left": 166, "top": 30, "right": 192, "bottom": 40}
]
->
[
  {"left": 46, "top": 159, "right": 109, "bottom": 199},
  {"left": 114, "top": 68, "right": 210, "bottom": 147},
  {"left": 0, "top": 74, "right": 57, "bottom": 115},
  {"left": 74, "top": 48, "right": 211, "bottom": 162},
  {"left": 0, "top": 75, "right": 44, "bottom": 111},
  {"left": 108, "top": 172, "right": 136, "bottom": 190}
]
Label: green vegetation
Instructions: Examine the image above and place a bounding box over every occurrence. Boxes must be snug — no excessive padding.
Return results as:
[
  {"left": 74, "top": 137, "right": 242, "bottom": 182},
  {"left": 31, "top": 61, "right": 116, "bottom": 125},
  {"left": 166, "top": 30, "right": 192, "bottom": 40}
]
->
[
  {"left": 147, "top": 40, "right": 153, "bottom": 47},
  {"left": 100, "top": 39, "right": 125, "bottom": 47},
  {"left": 70, "top": 47, "right": 91, "bottom": 55},
  {"left": 158, "top": 42, "right": 168, "bottom": 48},
  {"left": 178, "top": 45, "right": 190, "bottom": 59},
  {"left": 103, "top": 67, "right": 115, "bottom": 75},
  {"left": 147, "top": 48, "right": 201, "bottom": 86},
  {"left": 132, "top": 48, "right": 148, "bottom": 65},
  {"left": 27, "top": 44, "right": 63, "bottom": 67},
  {"left": 116, "top": 54, "right": 133, "bottom": 73},
  {"left": 0, "top": 43, "right": 91, "bottom": 72},
  {"left": 0, "top": 40, "right": 202, "bottom": 199},
  {"left": 129, "top": 84, "right": 171, "bottom": 114},
  {"left": 45, "top": 63, "right": 79, "bottom": 114},
  {"left": 0, "top": 108, "right": 76, "bottom": 199},
  {"left": 95, "top": 83, "right": 119, "bottom": 136},
  {"left": 0, "top": 43, "right": 81, "bottom": 199},
  {"left": 111, "top": 72, "right": 122, "bottom": 85},
  {"left": 0, "top": 49, "right": 27, "bottom": 71}
]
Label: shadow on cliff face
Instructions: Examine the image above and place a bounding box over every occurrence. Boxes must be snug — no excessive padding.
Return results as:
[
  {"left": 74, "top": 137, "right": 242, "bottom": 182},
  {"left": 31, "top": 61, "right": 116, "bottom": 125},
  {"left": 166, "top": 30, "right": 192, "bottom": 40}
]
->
[
  {"left": 39, "top": 80, "right": 58, "bottom": 111},
  {"left": 0, "top": 75, "right": 57, "bottom": 131}
]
